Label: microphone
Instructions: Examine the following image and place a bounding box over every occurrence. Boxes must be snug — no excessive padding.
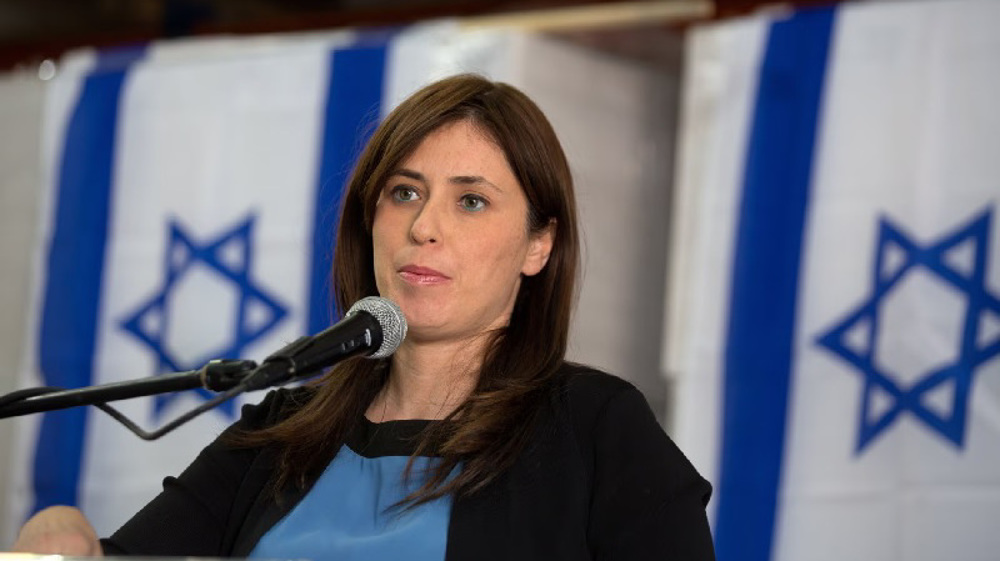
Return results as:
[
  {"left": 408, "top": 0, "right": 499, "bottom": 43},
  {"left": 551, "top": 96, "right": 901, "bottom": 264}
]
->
[
  {"left": 0, "top": 297, "right": 406, "bottom": 438},
  {"left": 241, "top": 296, "right": 407, "bottom": 391}
]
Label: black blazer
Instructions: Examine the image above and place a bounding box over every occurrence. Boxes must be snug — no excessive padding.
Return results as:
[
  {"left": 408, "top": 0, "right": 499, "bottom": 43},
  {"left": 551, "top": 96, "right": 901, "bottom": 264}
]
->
[{"left": 102, "top": 363, "right": 715, "bottom": 560}]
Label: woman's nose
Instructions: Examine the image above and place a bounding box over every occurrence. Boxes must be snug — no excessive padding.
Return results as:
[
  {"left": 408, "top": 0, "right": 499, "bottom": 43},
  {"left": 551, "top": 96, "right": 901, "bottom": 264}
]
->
[{"left": 409, "top": 200, "right": 442, "bottom": 244}]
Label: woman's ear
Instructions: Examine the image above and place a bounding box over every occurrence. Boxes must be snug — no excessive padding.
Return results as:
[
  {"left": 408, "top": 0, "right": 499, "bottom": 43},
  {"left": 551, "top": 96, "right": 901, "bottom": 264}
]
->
[{"left": 521, "top": 219, "right": 556, "bottom": 277}]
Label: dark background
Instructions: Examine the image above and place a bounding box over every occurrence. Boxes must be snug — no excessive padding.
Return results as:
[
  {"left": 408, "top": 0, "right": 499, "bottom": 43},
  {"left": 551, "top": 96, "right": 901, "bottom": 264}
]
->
[{"left": 0, "top": 0, "right": 837, "bottom": 72}]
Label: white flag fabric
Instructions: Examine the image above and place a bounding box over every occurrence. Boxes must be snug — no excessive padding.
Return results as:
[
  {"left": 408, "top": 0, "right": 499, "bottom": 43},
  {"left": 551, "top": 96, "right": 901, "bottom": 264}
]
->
[
  {"left": 666, "top": 1, "right": 1000, "bottom": 559},
  {"left": 7, "top": 23, "right": 527, "bottom": 538}
]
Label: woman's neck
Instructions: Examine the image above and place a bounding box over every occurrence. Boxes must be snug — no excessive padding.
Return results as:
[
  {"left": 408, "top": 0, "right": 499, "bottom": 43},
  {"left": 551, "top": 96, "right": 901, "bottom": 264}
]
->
[{"left": 366, "top": 337, "right": 483, "bottom": 422}]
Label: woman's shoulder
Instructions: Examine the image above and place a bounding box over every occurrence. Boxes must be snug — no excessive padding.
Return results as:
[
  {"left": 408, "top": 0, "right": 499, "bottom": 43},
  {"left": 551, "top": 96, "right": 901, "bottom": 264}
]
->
[
  {"left": 548, "top": 361, "right": 667, "bottom": 446},
  {"left": 556, "top": 361, "right": 636, "bottom": 390},
  {"left": 553, "top": 361, "right": 647, "bottom": 418},
  {"left": 551, "top": 361, "right": 713, "bottom": 506}
]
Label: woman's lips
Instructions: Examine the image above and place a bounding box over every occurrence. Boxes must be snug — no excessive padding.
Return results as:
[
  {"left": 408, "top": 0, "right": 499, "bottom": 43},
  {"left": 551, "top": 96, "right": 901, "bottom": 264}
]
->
[{"left": 398, "top": 265, "right": 451, "bottom": 285}]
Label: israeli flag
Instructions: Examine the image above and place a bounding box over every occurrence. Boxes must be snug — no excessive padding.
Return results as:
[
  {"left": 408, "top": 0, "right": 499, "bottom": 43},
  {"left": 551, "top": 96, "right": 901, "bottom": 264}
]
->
[
  {"left": 8, "top": 22, "right": 522, "bottom": 538},
  {"left": 665, "top": 1, "right": 1000, "bottom": 560}
]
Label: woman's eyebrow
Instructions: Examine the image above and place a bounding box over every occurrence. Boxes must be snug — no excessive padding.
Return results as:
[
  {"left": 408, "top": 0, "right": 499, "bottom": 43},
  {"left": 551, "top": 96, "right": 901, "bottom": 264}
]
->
[
  {"left": 391, "top": 168, "right": 425, "bottom": 181},
  {"left": 450, "top": 175, "right": 502, "bottom": 193},
  {"left": 391, "top": 168, "right": 502, "bottom": 193}
]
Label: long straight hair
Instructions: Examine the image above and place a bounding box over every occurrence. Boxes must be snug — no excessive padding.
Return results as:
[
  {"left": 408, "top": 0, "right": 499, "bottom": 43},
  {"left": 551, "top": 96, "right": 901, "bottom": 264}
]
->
[{"left": 234, "top": 74, "right": 580, "bottom": 505}]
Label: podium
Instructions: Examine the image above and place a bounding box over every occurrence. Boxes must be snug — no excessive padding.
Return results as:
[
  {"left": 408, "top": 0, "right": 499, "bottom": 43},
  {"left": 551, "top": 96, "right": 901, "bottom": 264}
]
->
[{"left": 0, "top": 552, "right": 296, "bottom": 561}]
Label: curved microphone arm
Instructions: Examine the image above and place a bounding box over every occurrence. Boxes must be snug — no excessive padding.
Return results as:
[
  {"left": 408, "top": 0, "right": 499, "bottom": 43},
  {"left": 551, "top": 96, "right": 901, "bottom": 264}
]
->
[
  {"left": 0, "top": 359, "right": 260, "bottom": 440},
  {"left": 0, "top": 298, "right": 405, "bottom": 441}
]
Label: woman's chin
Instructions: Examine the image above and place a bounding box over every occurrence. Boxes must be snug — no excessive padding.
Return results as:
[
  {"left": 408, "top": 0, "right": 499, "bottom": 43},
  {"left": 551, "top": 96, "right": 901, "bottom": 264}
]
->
[{"left": 396, "top": 308, "right": 447, "bottom": 336}]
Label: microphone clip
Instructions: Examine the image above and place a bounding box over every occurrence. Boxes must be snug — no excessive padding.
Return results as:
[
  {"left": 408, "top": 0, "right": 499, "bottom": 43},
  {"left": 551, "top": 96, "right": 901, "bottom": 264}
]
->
[{"left": 240, "top": 336, "right": 312, "bottom": 391}]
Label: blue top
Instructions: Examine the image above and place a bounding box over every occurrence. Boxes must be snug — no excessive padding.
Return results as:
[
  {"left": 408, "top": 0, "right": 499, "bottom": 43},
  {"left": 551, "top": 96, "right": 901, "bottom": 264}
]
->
[{"left": 249, "top": 418, "right": 453, "bottom": 561}]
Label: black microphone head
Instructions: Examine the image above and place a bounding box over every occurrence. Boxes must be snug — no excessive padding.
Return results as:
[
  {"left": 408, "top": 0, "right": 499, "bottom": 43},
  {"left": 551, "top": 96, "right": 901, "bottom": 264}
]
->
[{"left": 346, "top": 297, "right": 407, "bottom": 358}]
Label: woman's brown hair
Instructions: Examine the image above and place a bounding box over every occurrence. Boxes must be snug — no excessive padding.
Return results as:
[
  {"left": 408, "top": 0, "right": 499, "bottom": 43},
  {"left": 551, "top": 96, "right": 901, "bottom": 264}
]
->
[{"left": 236, "top": 74, "right": 580, "bottom": 505}]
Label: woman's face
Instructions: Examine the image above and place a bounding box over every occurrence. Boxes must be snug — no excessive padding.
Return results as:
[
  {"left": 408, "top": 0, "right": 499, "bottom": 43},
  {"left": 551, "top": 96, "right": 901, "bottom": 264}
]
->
[{"left": 372, "top": 120, "right": 553, "bottom": 345}]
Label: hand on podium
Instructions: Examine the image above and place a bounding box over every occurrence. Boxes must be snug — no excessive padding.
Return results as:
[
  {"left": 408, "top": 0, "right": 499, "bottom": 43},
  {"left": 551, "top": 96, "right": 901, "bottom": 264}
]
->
[{"left": 10, "top": 506, "right": 102, "bottom": 556}]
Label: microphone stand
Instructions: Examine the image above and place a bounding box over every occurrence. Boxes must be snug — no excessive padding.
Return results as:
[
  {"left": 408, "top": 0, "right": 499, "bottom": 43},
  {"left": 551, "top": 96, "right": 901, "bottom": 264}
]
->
[
  {"left": 0, "top": 359, "right": 259, "bottom": 440},
  {"left": 0, "top": 327, "right": 361, "bottom": 439}
]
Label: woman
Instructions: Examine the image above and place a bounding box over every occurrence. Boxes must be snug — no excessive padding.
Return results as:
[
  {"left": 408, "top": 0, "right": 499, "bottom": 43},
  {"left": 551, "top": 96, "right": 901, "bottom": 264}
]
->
[{"left": 13, "top": 74, "right": 715, "bottom": 559}]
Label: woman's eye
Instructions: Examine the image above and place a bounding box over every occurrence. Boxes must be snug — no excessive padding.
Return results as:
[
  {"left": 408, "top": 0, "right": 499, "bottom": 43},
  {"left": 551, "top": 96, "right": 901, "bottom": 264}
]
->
[
  {"left": 391, "top": 186, "right": 419, "bottom": 202},
  {"left": 459, "top": 194, "right": 487, "bottom": 212}
]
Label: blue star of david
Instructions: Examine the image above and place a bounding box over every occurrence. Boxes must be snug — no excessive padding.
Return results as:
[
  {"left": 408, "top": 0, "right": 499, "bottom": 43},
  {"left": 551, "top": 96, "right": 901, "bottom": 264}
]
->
[
  {"left": 816, "top": 207, "right": 1000, "bottom": 453},
  {"left": 120, "top": 215, "right": 288, "bottom": 419}
]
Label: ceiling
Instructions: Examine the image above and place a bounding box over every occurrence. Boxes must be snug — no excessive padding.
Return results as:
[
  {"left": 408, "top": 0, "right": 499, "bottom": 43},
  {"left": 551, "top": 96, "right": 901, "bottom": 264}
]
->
[{"left": 0, "top": 0, "right": 834, "bottom": 71}]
